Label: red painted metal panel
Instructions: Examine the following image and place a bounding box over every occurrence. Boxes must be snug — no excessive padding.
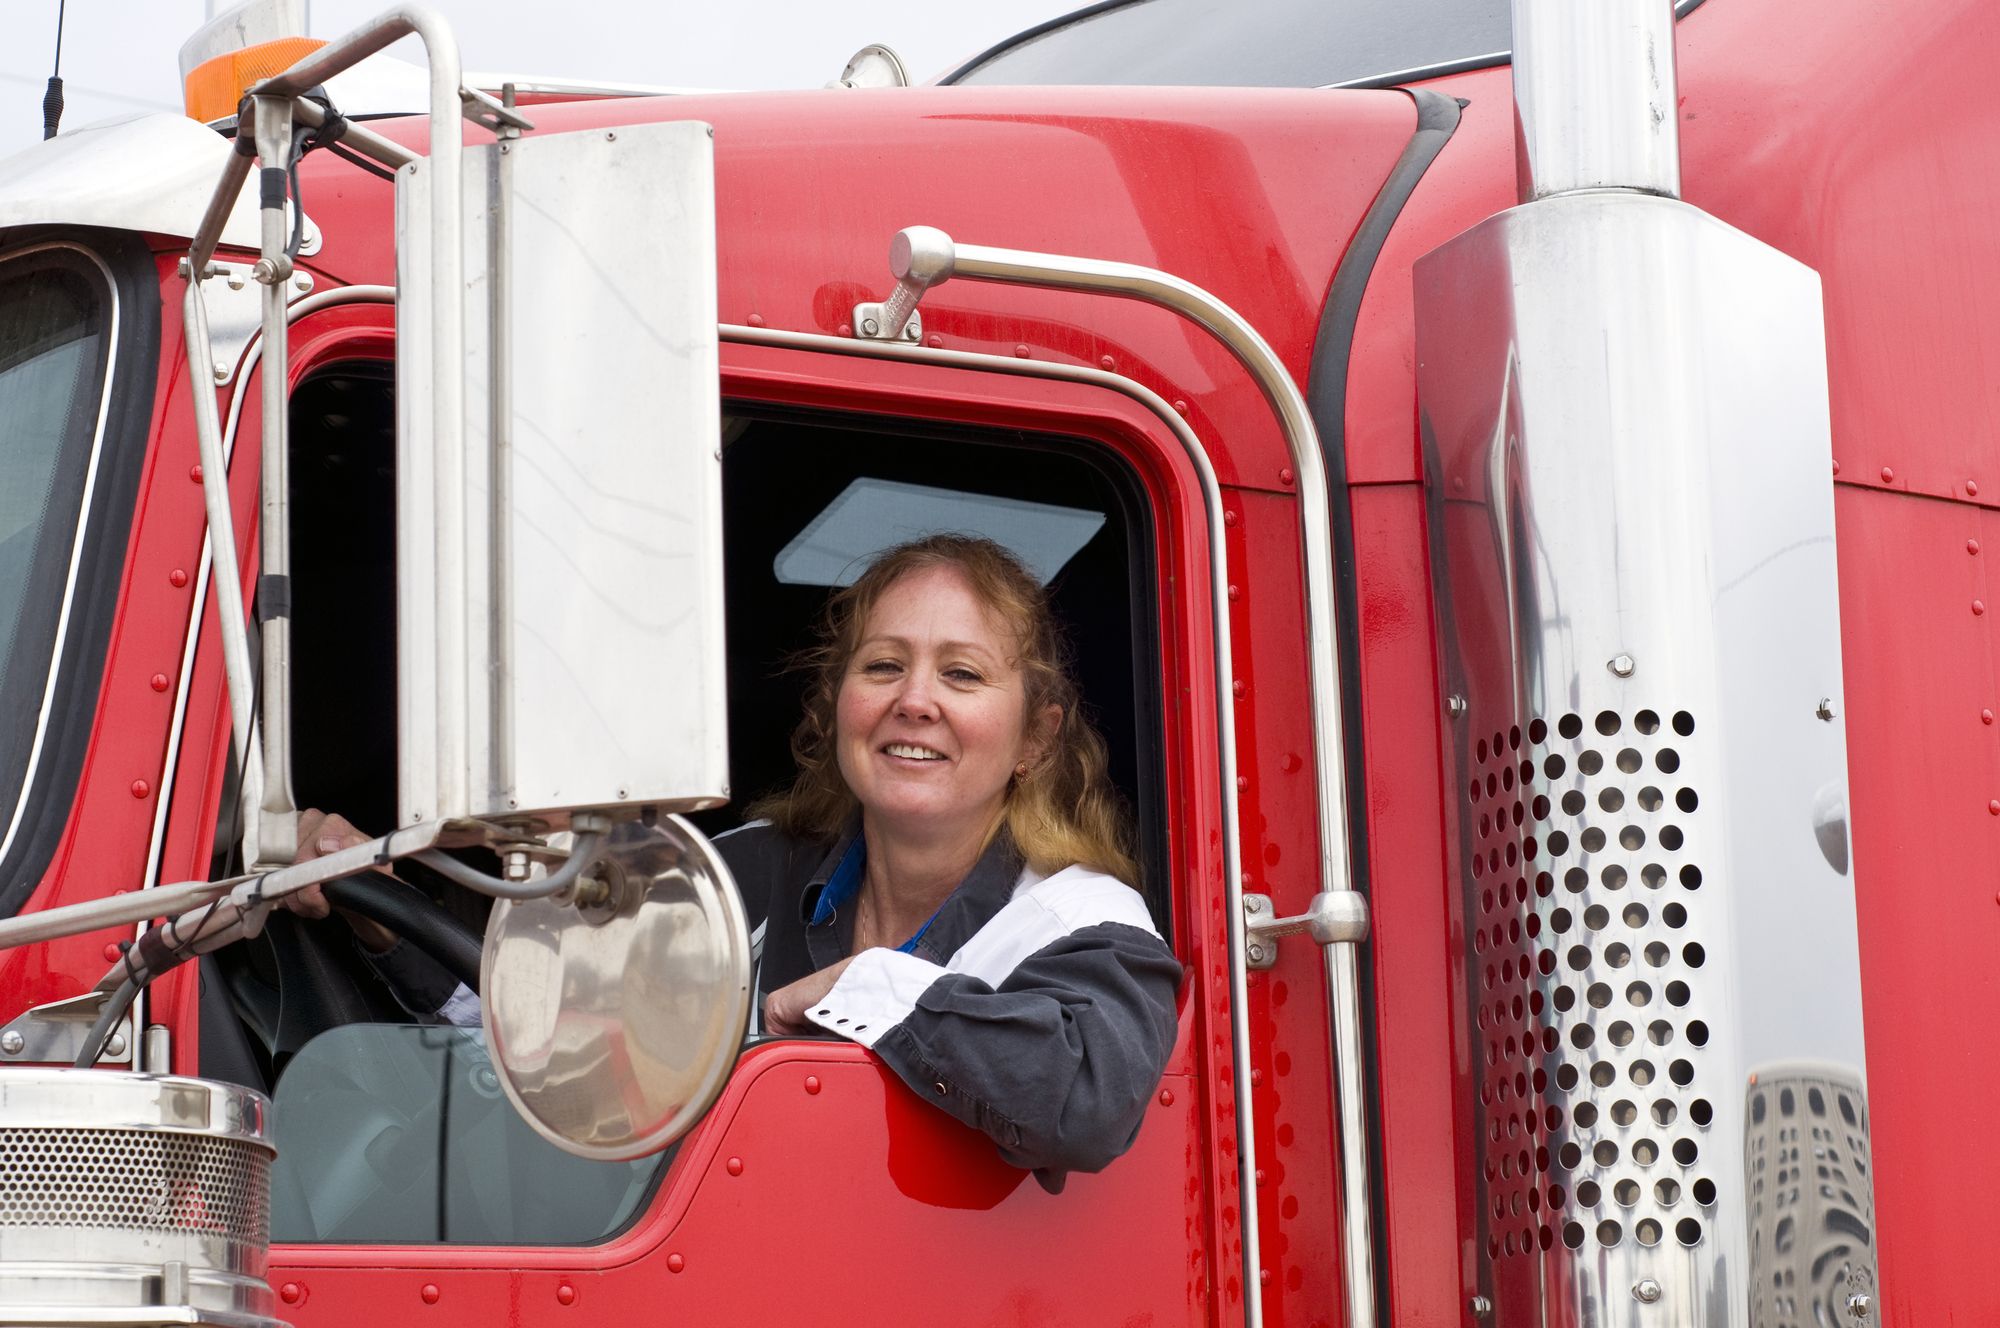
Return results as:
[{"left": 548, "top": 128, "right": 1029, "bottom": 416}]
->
[
  {"left": 272, "top": 1045, "right": 1204, "bottom": 1325},
  {"left": 1347, "top": 483, "right": 1466, "bottom": 1327},
  {"left": 1225, "top": 486, "right": 1342, "bottom": 1326},
  {"left": 1833, "top": 484, "right": 2000, "bottom": 1323},
  {"left": 300, "top": 86, "right": 1415, "bottom": 495}
]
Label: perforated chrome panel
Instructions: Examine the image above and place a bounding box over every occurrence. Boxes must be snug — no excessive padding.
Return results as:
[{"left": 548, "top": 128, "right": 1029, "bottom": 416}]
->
[
  {"left": 0, "top": 1125, "right": 269, "bottom": 1248},
  {"left": 1470, "top": 707, "right": 1722, "bottom": 1275},
  {"left": 1418, "top": 190, "right": 1875, "bottom": 1323}
]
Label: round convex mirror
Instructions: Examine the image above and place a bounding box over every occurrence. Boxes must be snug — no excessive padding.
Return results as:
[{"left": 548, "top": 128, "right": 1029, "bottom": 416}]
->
[{"left": 482, "top": 817, "right": 751, "bottom": 1160}]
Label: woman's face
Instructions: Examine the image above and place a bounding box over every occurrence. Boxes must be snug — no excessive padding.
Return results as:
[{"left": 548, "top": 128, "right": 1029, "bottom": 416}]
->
[{"left": 835, "top": 564, "right": 1051, "bottom": 847}]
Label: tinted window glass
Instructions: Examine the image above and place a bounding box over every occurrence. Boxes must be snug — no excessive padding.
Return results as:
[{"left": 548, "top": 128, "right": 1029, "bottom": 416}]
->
[
  {"left": 0, "top": 253, "right": 110, "bottom": 845},
  {"left": 271, "top": 1025, "right": 663, "bottom": 1243},
  {"left": 950, "top": 0, "right": 1510, "bottom": 88}
]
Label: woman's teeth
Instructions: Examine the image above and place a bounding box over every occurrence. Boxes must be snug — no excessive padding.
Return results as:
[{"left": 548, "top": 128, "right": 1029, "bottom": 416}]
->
[{"left": 885, "top": 743, "right": 945, "bottom": 760}]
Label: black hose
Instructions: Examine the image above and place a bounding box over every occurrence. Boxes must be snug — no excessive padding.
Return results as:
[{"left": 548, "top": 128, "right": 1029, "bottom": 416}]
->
[{"left": 72, "top": 977, "right": 139, "bottom": 1069}]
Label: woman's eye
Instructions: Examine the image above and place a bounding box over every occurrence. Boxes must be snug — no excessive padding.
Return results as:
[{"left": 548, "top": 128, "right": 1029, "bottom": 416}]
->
[
  {"left": 861, "top": 659, "right": 902, "bottom": 676},
  {"left": 944, "top": 667, "right": 984, "bottom": 685}
]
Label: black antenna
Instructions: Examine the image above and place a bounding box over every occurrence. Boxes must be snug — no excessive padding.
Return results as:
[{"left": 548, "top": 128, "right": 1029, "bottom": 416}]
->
[{"left": 42, "top": 0, "right": 66, "bottom": 140}]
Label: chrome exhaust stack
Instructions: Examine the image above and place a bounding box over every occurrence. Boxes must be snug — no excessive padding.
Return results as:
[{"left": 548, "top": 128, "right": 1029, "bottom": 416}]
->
[
  {"left": 0, "top": 1070, "right": 285, "bottom": 1327},
  {"left": 1510, "top": 0, "right": 1681, "bottom": 201},
  {"left": 1414, "top": 1, "right": 1879, "bottom": 1324}
]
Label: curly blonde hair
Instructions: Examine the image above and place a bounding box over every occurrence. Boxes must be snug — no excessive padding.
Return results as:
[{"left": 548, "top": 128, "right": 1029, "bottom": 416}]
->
[{"left": 750, "top": 534, "right": 1136, "bottom": 883}]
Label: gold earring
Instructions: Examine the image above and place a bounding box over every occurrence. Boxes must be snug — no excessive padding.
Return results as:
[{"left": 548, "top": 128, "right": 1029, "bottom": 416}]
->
[{"left": 1014, "top": 762, "right": 1029, "bottom": 778}]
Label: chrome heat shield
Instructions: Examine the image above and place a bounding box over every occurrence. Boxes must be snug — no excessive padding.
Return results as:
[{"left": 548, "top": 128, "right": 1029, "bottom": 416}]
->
[{"left": 1415, "top": 191, "right": 1878, "bottom": 1325}]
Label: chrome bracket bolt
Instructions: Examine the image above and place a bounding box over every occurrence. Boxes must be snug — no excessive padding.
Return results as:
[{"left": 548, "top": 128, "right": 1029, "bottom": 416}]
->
[
  {"left": 1847, "top": 1293, "right": 1872, "bottom": 1319},
  {"left": 0, "top": 1030, "right": 21, "bottom": 1055},
  {"left": 502, "top": 849, "right": 533, "bottom": 882},
  {"left": 1468, "top": 1294, "right": 1493, "bottom": 1318},
  {"left": 105, "top": 1032, "right": 127, "bottom": 1058},
  {"left": 1817, "top": 697, "right": 1837, "bottom": 721},
  {"left": 1634, "top": 1278, "right": 1663, "bottom": 1304},
  {"left": 1609, "top": 653, "right": 1637, "bottom": 678},
  {"left": 1447, "top": 693, "right": 1468, "bottom": 717}
]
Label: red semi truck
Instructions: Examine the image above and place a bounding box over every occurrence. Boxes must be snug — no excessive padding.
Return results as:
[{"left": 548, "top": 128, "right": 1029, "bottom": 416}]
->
[{"left": 0, "top": 0, "right": 1987, "bottom": 1324}]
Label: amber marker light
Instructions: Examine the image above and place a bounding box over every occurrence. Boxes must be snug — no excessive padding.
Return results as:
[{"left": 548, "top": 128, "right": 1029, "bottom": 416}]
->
[{"left": 182, "top": 36, "right": 327, "bottom": 124}]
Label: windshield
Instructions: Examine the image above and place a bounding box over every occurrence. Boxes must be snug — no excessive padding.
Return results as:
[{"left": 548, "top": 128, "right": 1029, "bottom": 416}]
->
[
  {"left": 947, "top": 0, "right": 1512, "bottom": 88},
  {"left": 0, "top": 249, "right": 111, "bottom": 858}
]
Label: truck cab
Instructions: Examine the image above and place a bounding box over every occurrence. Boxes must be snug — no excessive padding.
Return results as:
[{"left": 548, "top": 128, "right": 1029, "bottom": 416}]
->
[{"left": 0, "top": 0, "right": 1991, "bottom": 1324}]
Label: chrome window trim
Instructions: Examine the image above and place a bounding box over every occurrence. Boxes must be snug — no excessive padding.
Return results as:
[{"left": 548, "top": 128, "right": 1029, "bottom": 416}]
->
[{"left": 0, "top": 241, "right": 122, "bottom": 869}]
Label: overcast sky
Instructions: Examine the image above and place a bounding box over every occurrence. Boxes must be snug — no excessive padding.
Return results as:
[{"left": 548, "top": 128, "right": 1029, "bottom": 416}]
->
[{"left": 0, "top": 1, "right": 1080, "bottom": 158}]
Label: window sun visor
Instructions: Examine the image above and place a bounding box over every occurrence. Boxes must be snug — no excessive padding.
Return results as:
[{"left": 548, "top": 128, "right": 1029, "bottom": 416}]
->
[{"left": 773, "top": 478, "right": 1107, "bottom": 587}]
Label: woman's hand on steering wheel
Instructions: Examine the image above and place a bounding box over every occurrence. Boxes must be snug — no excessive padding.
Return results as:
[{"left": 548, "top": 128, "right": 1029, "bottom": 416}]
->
[{"left": 284, "top": 809, "right": 398, "bottom": 954}]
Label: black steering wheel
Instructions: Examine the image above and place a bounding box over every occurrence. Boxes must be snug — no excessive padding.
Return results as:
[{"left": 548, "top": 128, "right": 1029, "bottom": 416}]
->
[
  {"left": 323, "top": 870, "right": 485, "bottom": 990},
  {"left": 205, "top": 867, "right": 487, "bottom": 1090}
]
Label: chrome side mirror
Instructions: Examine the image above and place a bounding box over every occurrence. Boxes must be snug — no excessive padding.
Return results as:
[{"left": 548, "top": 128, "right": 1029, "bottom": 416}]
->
[
  {"left": 482, "top": 817, "right": 750, "bottom": 1159},
  {"left": 395, "top": 118, "right": 728, "bottom": 834}
]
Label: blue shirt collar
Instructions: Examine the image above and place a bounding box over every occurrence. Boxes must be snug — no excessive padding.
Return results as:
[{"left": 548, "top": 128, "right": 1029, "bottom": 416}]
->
[{"left": 807, "top": 835, "right": 941, "bottom": 955}]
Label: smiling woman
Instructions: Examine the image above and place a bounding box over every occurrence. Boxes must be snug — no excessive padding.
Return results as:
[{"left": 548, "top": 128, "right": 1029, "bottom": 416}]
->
[{"left": 719, "top": 533, "right": 1179, "bottom": 1192}]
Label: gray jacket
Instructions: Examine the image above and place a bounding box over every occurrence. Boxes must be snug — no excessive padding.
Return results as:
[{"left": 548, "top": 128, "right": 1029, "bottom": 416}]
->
[{"left": 717, "top": 821, "right": 1182, "bottom": 1193}]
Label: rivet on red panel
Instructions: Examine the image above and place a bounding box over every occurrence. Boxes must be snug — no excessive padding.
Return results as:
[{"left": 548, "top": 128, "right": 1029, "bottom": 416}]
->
[
  {"left": 1971, "top": 540, "right": 1982, "bottom": 555},
  {"left": 1223, "top": 510, "right": 1239, "bottom": 527},
  {"left": 803, "top": 1075, "right": 820, "bottom": 1095},
  {"left": 279, "top": 1283, "right": 304, "bottom": 1306},
  {"left": 726, "top": 1156, "right": 744, "bottom": 1176},
  {"left": 1232, "top": 680, "right": 1246, "bottom": 698},
  {"left": 189, "top": 464, "right": 204, "bottom": 484},
  {"left": 1279, "top": 468, "right": 1294, "bottom": 486},
  {"left": 837, "top": 323, "right": 853, "bottom": 338},
  {"left": 1099, "top": 355, "right": 1115, "bottom": 372},
  {"left": 1237, "top": 776, "right": 1249, "bottom": 791},
  {"left": 556, "top": 1284, "right": 577, "bottom": 1306},
  {"left": 1250, "top": 1067, "right": 1263, "bottom": 1086},
  {"left": 420, "top": 1284, "right": 440, "bottom": 1305},
  {"left": 745, "top": 313, "right": 764, "bottom": 328},
  {"left": 1990, "top": 800, "right": 2000, "bottom": 816},
  {"left": 1013, "top": 344, "right": 1030, "bottom": 359},
  {"left": 667, "top": 1254, "right": 686, "bottom": 1274},
  {"left": 1158, "top": 1088, "right": 1175, "bottom": 1107},
  {"left": 102, "top": 943, "right": 122, "bottom": 963},
  {"left": 1975, "top": 600, "right": 1987, "bottom": 616},
  {"left": 1830, "top": 459, "right": 1840, "bottom": 476},
  {"left": 925, "top": 334, "right": 943, "bottom": 349},
  {"left": 1879, "top": 466, "right": 1894, "bottom": 483},
  {"left": 150, "top": 674, "right": 170, "bottom": 693},
  {"left": 1228, "top": 584, "right": 1241, "bottom": 601},
  {"left": 1172, "top": 399, "right": 1189, "bottom": 416},
  {"left": 1970, "top": 479, "right": 1981, "bottom": 497},
  {"left": 169, "top": 569, "right": 189, "bottom": 588},
  {"left": 1983, "top": 709, "right": 1994, "bottom": 725},
  {"left": 130, "top": 781, "right": 150, "bottom": 800}
]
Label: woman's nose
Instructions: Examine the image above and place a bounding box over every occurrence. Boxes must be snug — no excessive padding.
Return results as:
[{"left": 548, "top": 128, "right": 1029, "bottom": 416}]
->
[{"left": 893, "top": 674, "right": 940, "bottom": 720}]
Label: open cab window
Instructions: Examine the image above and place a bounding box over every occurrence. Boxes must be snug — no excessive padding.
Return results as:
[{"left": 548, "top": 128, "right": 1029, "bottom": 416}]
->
[{"left": 234, "top": 373, "right": 1165, "bottom": 1244}]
